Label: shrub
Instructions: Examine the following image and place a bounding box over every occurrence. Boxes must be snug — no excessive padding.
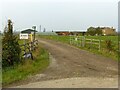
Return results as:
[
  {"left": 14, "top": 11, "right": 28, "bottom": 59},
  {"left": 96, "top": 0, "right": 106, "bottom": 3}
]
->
[
  {"left": 105, "top": 40, "right": 113, "bottom": 52},
  {"left": 2, "top": 19, "right": 21, "bottom": 68}
]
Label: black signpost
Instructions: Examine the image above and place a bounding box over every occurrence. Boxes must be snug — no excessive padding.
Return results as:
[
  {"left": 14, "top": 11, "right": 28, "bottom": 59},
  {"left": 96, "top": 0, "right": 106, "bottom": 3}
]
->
[
  {"left": 20, "top": 28, "right": 37, "bottom": 60},
  {"left": 32, "top": 26, "right": 36, "bottom": 41}
]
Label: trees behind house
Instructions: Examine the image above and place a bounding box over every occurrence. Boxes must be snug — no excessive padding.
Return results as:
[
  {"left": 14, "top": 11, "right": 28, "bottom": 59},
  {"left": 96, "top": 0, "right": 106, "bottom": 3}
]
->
[
  {"left": 87, "top": 27, "right": 96, "bottom": 36},
  {"left": 87, "top": 27, "right": 102, "bottom": 36},
  {"left": 2, "top": 19, "right": 21, "bottom": 67}
]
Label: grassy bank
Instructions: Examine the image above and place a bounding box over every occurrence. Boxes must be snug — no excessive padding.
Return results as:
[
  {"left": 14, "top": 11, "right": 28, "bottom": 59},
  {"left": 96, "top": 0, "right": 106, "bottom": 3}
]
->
[
  {"left": 37, "top": 35, "right": 70, "bottom": 44},
  {"left": 37, "top": 35, "right": 118, "bottom": 43},
  {"left": 38, "top": 35, "right": 119, "bottom": 60},
  {"left": 2, "top": 45, "right": 49, "bottom": 86}
]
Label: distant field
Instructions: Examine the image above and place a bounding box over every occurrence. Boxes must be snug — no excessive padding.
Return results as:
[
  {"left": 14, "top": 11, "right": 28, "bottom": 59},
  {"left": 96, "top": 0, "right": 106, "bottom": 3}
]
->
[
  {"left": 37, "top": 35, "right": 70, "bottom": 44},
  {"left": 38, "top": 35, "right": 118, "bottom": 44},
  {"left": 38, "top": 35, "right": 119, "bottom": 60},
  {"left": 84, "top": 36, "right": 118, "bottom": 45},
  {"left": 85, "top": 36, "right": 118, "bottom": 41}
]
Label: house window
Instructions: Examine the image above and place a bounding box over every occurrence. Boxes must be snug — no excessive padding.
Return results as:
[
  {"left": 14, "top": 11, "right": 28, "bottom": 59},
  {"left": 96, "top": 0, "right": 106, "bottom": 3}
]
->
[{"left": 103, "top": 30, "right": 105, "bottom": 32}]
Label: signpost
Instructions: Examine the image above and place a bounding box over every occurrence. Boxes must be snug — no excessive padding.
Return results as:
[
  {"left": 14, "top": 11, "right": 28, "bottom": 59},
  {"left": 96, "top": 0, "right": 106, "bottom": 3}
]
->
[
  {"left": 20, "top": 28, "right": 38, "bottom": 60},
  {"left": 31, "top": 32, "right": 34, "bottom": 42},
  {"left": 20, "top": 33, "right": 28, "bottom": 39},
  {"left": 32, "top": 26, "right": 36, "bottom": 41},
  {"left": 20, "top": 33, "right": 29, "bottom": 59}
]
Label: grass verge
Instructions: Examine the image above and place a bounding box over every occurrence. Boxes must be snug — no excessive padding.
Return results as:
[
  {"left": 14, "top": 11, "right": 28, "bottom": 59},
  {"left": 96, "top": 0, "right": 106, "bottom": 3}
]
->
[{"left": 2, "top": 45, "right": 49, "bottom": 87}]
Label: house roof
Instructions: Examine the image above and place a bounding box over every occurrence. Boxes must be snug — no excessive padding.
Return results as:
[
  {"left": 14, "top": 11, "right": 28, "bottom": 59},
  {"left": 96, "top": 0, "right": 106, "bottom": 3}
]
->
[
  {"left": 21, "top": 29, "right": 37, "bottom": 34},
  {"left": 54, "top": 30, "right": 87, "bottom": 32}
]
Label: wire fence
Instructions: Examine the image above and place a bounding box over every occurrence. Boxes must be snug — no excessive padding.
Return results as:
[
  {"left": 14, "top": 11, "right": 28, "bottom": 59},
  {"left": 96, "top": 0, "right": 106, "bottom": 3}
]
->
[{"left": 20, "top": 40, "right": 38, "bottom": 60}]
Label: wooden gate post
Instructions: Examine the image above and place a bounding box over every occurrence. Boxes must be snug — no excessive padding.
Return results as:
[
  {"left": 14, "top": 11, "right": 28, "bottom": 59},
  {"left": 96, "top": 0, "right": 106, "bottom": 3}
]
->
[
  {"left": 90, "top": 39, "right": 92, "bottom": 49},
  {"left": 70, "top": 35, "right": 71, "bottom": 44},
  {"left": 82, "top": 36, "right": 85, "bottom": 47},
  {"left": 99, "top": 40, "right": 101, "bottom": 51}
]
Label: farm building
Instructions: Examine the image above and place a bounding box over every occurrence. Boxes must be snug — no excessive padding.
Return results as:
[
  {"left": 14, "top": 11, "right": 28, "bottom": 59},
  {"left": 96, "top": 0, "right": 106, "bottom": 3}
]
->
[
  {"left": 54, "top": 30, "right": 86, "bottom": 36},
  {"left": 101, "top": 27, "right": 116, "bottom": 36},
  {"left": 21, "top": 29, "right": 37, "bottom": 34},
  {"left": 21, "top": 29, "right": 37, "bottom": 41}
]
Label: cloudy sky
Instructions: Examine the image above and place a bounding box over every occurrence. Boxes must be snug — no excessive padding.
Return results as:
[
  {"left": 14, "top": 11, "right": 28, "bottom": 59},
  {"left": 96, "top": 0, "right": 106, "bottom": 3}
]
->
[{"left": 1, "top": 0, "right": 119, "bottom": 32}]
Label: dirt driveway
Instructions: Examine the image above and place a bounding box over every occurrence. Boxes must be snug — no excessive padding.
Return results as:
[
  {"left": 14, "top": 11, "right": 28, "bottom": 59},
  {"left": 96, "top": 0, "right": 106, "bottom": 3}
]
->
[{"left": 11, "top": 38, "right": 118, "bottom": 88}]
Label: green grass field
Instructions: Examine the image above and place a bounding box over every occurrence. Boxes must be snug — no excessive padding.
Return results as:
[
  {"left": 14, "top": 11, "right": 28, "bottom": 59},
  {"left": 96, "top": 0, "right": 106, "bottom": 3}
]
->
[
  {"left": 38, "top": 35, "right": 119, "bottom": 60},
  {"left": 84, "top": 36, "right": 118, "bottom": 46},
  {"left": 84, "top": 36, "right": 118, "bottom": 41},
  {"left": 37, "top": 35, "right": 70, "bottom": 44},
  {"left": 37, "top": 35, "right": 118, "bottom": 46}
]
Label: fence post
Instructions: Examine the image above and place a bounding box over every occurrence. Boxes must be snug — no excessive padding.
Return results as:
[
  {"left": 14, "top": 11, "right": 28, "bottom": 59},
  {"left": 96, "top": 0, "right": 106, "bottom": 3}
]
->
[
  {"left": 82, "top": 36, "right": 85, "bottom": 47},
  {"left": 81, "top": 36, "right": 83, "bottom": 47},
  {"left": 99, "top": 40, "right": 101, "bottom": 51},
  {"left": 77, "top": 36, "right": 79, "bottom": 46},
  {"left": 90, "top": 39, "right": 92, "bottom": 49},
  {"left": 80, "top": 37, "right": 82, "bottom": 47},
  {"left": 78, "top": 36, "right": 80, "bottom": 47},
  {"left": 24, "top": 40, "right": 26, "bottom": 59},
  {"left": 75, "top": 37, "right": 78, "bottom": 46},
  {"left": 73, "top": 35, "right": 75, "bottom": 45},
  {"left": 70, "top": 35, "right": 71, "bottom": 44},
  {"left": 30, "top": 42, "right": 31, "bottom": 51}
]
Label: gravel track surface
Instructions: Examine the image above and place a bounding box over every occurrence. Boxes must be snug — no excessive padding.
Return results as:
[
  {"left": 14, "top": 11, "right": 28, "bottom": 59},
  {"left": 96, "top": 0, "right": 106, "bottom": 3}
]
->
[{"left": 10, "top": 38, "right": 118, "bottom": 88}]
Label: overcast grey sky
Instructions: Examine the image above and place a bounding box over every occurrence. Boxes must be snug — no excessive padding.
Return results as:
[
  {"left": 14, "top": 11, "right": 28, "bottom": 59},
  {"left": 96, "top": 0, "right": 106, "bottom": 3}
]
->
[{"left": 1, "top": 0, "right": 119, "bottom": 32}]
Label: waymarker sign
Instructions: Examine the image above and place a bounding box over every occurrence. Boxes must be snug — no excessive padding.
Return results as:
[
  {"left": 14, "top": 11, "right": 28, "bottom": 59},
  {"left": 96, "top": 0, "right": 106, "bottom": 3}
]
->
[{"left": 20, "top": 33, "right": 28, "bottom": 39}]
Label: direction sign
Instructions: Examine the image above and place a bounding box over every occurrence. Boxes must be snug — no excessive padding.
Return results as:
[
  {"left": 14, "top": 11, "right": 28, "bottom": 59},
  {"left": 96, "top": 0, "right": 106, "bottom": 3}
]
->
[{"left": 20, "top": 33, "right": 28, "bottom": 39}]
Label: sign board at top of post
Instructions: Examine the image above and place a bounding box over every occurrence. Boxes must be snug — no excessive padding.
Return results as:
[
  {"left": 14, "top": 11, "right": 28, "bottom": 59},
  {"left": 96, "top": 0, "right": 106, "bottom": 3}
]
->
[
  {"left": 20, "top": 33, "right": 28, "bottom": 39},
  {"left": 31, "top": 32, "right": 34, "bottom": 34}
]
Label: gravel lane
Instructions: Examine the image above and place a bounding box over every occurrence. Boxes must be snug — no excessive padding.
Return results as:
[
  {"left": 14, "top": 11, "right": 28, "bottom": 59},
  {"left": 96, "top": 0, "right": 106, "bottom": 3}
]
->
[
  {"left": 10, "top": 38, "right": 118, "bottom": 88},
  {"left": 13, "top": 77, "right": 118, "bottom": 88}
]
